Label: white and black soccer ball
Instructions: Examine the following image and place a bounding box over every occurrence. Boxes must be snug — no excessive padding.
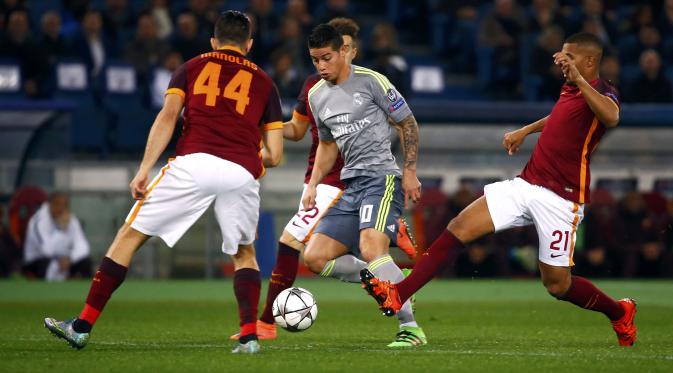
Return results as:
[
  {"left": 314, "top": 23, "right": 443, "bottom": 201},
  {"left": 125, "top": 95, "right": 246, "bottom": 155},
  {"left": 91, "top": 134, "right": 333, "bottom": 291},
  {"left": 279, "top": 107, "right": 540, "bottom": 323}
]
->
[{"left": 272, "top": 287, "right": 318, "bottom": 332}]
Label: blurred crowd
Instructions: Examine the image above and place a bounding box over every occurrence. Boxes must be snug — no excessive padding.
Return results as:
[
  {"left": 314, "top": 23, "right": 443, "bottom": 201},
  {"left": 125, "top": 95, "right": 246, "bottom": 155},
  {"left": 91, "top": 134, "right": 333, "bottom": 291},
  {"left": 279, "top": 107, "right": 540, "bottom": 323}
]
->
[
  {"left": 0, "top": 0, "right": 671, "bottom": 101},
  {"left": 413, "top": 180, "right": 673, "bottom": 278}
]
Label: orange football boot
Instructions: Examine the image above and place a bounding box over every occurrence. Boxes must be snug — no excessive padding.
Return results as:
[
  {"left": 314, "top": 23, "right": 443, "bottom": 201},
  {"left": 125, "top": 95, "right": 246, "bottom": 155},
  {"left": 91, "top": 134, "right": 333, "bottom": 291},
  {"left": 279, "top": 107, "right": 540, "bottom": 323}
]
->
[
  {"left": 360, "top": 269, "right": 403, "bottom": 316},
  {"left": 229, "top": 320, "right": 277, "bottom": 340},
  {"left": 611, "top": 298, "right": 637, "bottom": 346},
  {"left": 396, "top": 217, "right": 418, "bottom": 260}
]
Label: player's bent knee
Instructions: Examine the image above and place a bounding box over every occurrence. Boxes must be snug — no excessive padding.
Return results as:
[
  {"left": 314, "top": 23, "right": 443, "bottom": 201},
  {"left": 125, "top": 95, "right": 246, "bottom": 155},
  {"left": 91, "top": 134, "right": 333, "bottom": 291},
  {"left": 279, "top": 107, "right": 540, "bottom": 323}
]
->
[{"left": 302, "top": 248, "right": 326, "bottom": 274}]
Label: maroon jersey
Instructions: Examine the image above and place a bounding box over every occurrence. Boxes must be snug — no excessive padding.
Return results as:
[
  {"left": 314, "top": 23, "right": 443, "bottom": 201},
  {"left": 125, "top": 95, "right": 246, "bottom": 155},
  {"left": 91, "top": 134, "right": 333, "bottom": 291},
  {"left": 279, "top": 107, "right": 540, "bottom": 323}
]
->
[
  {"left": 520, "top": 79, "right": 620, "bottom": 204},
  {"left": 294, "top": 74, "right": 345, "bottom": 189},
  {"left": 166, "top": 46, "right": 283, "bottom": 179}
]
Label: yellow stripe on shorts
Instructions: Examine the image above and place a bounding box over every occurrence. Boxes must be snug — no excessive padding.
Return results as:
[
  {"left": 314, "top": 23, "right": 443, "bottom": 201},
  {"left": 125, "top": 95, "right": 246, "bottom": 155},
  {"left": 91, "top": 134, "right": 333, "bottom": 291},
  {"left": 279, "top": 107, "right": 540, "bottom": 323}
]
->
[{"left": 375, "top": 175, "right": 395, "bottom": 232}]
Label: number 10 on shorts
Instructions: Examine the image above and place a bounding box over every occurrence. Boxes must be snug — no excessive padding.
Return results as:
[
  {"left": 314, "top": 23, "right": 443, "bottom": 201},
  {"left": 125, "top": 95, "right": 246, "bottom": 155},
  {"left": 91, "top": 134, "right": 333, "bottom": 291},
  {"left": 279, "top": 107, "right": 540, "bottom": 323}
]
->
[{"left": 360, "top": 204, "right": 373, "bottom": 223}]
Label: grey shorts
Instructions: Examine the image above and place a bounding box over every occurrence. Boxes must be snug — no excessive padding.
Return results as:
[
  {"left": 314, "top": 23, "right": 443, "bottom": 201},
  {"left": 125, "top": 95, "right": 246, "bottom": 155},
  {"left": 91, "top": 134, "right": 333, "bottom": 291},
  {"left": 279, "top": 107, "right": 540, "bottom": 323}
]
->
[{"left": 313, "top": 175, "right": 403, "bottom": 254}]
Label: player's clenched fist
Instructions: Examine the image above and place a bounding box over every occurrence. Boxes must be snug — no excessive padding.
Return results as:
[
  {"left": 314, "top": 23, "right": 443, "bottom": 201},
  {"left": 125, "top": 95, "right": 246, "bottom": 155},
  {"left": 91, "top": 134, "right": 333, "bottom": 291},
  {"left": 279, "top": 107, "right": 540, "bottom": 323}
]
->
[
  {"left": 129, "top": 170, "right": 149, "bottom": 200},
  {"left": 502, "top": 128, "right": 526, "bottom": 155},
  {"left": 302, "top": 184, "right": 317, "bottom": 211}
]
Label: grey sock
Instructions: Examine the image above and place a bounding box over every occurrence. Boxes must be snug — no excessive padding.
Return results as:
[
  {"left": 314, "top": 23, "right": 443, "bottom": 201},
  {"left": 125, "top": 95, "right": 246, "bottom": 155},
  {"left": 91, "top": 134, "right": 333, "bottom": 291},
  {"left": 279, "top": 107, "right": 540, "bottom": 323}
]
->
[
  {"left": 368, "top": 255, "right": 418, "bottom": 327},
  {"left": 319, "top": 254, "right": 367, "bottom": 283}
]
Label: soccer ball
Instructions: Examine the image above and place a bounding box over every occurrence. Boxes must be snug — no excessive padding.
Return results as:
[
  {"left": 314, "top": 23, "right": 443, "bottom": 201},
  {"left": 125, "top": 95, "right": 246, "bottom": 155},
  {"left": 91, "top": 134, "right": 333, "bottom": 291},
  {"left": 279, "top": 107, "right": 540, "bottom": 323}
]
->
[{"left": 272, "top": 287, "right": 318, "bottom": 332}]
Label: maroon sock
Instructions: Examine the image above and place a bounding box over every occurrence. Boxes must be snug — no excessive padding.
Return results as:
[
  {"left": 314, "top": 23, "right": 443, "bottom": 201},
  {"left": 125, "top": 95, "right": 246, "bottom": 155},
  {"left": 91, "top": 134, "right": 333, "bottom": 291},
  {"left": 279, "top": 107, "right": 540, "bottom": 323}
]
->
[
  {"left": 560, "top": 275, "right": 624, "bottom": 321},
  {"left": 259, "top": 243, "right": 299, "bottom": 324},
  {"left": 397, "top": 229, "right": 463, "bottom": 303},
  {"left": 234, "top": 268, "right": 261, "bottom": 338},
  {"left": 78, "top": 257, "right": 128, "bottom": 327}
]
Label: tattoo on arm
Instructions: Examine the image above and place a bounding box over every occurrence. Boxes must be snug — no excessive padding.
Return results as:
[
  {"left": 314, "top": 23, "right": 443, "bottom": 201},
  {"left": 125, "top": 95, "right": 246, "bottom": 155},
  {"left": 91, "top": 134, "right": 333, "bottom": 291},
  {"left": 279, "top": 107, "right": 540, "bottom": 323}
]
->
[{"left": 397, "top": 114, "right": 419, "bottom": 169}]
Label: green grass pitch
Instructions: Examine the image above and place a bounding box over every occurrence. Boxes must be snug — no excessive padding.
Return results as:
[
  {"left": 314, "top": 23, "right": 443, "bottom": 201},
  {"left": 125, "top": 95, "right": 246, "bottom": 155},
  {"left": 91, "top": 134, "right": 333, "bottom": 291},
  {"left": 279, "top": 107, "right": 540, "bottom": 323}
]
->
[{"left": 1, "top": 279, "right": 672, "bottom": 372}]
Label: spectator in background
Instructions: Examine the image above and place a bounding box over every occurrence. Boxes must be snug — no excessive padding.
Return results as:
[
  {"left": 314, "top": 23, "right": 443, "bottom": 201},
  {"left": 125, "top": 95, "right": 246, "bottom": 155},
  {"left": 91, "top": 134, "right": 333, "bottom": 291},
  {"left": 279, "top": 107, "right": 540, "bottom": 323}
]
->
[
  {"left": 246, "top": 0, "right": 279, "bottom": 65},
  {"left": 622, "top": 4, "right": 654, "bottom": 36},
  {"left": 150, "top": 50, "right": 183, "bottom": 108},
  {"left": 172, "top": 12, "right": 210, "bottom": 61},
  {"left": 478, "top": 0, "right": 526, "bottom": 98},
  {"left": 270, "top": 17, "right": 307, "bottom": 75},
  {"left": 658, "top": 0, "right": 673, "bottom": 37},
  {"left": 125, "top": 13, "right": 171, "bottom": 80},
  {"left": 149, "top": 0, "right": 173, "bottom": 40},
  {"left": 600, "top": 54, "right": 620, "bottom": 89},
  {"left": 527, "top": 0, "right": 565, "bottom": 33},
  {"left": 23, "top": 192, "right": 92, "bottom": 281},
  {"left": 367, "top": 22, "right": 408, "bottom": 96},
  {"left": 568, "top": 0, "right": 617, "bottom": 47},
  {"left": 530, "top": 25, "right": 565, "bottom": 101},
  {"left": 102, "top": 0, "right": 137, "bottom": 49},
  {"left": 71, "top": 10, "right": 116, "bottom": 78},
  {"left": 318, "top": 0, "right": 350, "bottom": 24},
  {"left": 40, "top": 11, "right": 69, "bottom": 66},
  {"left": 286, "top": 0, "right": 313, "bottom": 35},
  {"left": 624, "top": 49, "right": 673, "bottom": 103},
  {"left": 268, "top": 49, "right": 302, "bottom": 98},
  {"left": 0, "top": 10, "right": 48, "bottom": 97},
  {"left": 186, "top": 0, "right": 218, "bottom": 38}
]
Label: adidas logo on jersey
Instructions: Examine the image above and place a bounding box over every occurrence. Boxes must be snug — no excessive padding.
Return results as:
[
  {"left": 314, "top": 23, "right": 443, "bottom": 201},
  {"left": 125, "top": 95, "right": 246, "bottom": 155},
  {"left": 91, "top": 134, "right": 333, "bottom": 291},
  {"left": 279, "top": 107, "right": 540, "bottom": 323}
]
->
[
  {"left": 323, "top": 107, "right": 332, "bottom": 117},
  {"left": 387, "top": 224, "right": 396, "bottom": 233}
]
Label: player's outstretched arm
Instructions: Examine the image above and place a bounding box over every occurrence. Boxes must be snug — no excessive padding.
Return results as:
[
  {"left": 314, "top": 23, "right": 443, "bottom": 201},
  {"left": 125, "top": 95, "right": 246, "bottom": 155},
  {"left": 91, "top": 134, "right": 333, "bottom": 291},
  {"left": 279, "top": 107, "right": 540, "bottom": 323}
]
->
[
  {"left": 502, "top": 115, "right": 549, "bottom": 155},
  {"left": 261, "top": 127, "right": 284, "bottom": 167},
  {"left": 130, "top": 94, "right": 183, "bottom": 199},
  {"left": 393, "top": 114, "right": 422, "bottom": 208},
  {"left": 302, "top": 140, "right": 338, "bottom": 210},
  {"left": 283, "top": 116, "right": 311, "bottom": 141}
]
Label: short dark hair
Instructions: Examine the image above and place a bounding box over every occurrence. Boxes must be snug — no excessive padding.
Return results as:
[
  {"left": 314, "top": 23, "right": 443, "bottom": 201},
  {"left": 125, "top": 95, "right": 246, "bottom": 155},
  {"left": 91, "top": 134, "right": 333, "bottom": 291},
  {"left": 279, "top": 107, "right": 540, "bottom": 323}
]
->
[
  {"left": 328, "top": 17, "right": 359, "bottom": 45},
  {"left": 565, "top": 32, "right": 603, "bottom": 54},
  {"left": 214, "top": 10, "right": 251, "bottom": 46},
  {"left": 308, "top": 24, "right": 343, "bottom": 51},
  {"left": 48, "top": 191, "right": 68, "bottom": 202}
]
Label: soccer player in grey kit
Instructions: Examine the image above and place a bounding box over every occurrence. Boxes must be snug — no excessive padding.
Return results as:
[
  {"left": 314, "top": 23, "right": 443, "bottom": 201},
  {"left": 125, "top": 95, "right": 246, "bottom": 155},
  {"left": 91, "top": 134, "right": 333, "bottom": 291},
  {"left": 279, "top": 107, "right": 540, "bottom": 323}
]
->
[{"left": 301, "top": 24, "right": 426, "bottom": 347}]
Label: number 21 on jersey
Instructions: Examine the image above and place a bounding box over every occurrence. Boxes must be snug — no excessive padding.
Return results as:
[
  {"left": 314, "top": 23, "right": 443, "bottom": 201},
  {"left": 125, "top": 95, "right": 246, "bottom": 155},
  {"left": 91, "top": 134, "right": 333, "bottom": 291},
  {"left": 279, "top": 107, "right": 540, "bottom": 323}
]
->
[{"left": 194, "top": 61, "right": 252, "bottom": 114}]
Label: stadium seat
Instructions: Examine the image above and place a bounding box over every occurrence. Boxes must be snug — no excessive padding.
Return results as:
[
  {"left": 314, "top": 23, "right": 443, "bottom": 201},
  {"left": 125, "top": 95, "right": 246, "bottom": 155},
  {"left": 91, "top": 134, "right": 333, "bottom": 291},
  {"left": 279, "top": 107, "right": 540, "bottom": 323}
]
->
[
  {"left": 102, "top": 63, "right": 154, "bottom": 152},
  {"left": 0, "top": 59, "right": 23, "bottom": 98}
]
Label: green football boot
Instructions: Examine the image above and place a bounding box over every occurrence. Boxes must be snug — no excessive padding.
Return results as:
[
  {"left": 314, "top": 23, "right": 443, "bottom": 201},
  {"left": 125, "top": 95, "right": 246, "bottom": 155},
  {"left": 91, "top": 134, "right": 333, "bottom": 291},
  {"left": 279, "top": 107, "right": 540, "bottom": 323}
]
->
[
  {"left": 401, "top": 268, "right": 416, "bottom": 315},
  {"left": 387, "top": 325, "right": 427, "bottom": 348},
  {"left": 44, "top": 317, "right": 89, "bottom": 349},
  {"left": 231, "top": 340, "right": 261, "bottom": 354}
]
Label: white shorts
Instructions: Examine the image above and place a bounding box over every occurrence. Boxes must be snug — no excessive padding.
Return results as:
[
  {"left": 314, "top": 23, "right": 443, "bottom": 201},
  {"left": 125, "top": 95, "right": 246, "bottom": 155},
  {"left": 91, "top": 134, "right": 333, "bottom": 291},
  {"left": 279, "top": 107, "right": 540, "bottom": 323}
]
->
[
  {"left": 284, "top": 183, "right": 343, "bottom": 243},
  {"left": 484, "top": 177, "right": 584, "bottom": 267},
  {"left": 125, "top": 153, "right": 260, "bottom": 255}
]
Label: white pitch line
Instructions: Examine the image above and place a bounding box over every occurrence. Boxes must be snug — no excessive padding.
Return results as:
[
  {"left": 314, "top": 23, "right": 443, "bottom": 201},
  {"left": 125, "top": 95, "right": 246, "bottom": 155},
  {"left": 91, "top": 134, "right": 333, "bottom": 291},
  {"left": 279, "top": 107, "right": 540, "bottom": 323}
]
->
[{"left": 9, "top": 337, "right": 673, "bottom": 361}]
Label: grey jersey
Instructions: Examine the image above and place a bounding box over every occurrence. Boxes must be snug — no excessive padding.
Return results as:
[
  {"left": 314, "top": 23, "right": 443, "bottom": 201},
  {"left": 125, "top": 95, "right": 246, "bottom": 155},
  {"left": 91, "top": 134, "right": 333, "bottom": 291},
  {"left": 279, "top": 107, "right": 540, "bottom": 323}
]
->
[{"left": 308, "top": 65, "right": 412, "bottom": 180}]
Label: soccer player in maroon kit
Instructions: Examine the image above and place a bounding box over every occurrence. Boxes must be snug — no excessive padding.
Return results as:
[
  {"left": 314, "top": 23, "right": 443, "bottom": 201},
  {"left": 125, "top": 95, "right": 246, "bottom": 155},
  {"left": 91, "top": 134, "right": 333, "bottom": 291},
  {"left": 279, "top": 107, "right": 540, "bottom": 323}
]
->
[
  {"left": 361, "top": 32, "right": 637, "bottom": 346},
  {"left": 44, "top": 11, "right": 284, "bottom": 354}
]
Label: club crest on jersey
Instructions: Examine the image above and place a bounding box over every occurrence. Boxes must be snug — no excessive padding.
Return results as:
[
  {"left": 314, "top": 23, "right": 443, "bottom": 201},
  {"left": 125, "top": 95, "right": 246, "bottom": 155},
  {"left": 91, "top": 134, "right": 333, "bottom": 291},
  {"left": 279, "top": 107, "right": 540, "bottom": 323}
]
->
[
  {"left": 386, "top": 88, "right": 397, "bottom": 102},
  {"left": 353, "top": 92, "right": 363, "bottom": 106}
]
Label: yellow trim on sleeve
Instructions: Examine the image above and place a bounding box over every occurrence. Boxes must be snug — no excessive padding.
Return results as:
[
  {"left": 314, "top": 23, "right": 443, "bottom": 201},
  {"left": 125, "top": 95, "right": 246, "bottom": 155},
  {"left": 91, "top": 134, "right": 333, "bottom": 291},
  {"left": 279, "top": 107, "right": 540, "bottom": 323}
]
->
[
  {"left": 354, "top": 66, "right": 391, "bottom": 93},
  {"left": 165, "top": 88, "right": 185, "bottom": 99},
  {"left": 262, "top": 121, "right": 283, "bottom": 131},
  {"left": 293, "top": 110, "right": 309, "bottom": 122}
]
